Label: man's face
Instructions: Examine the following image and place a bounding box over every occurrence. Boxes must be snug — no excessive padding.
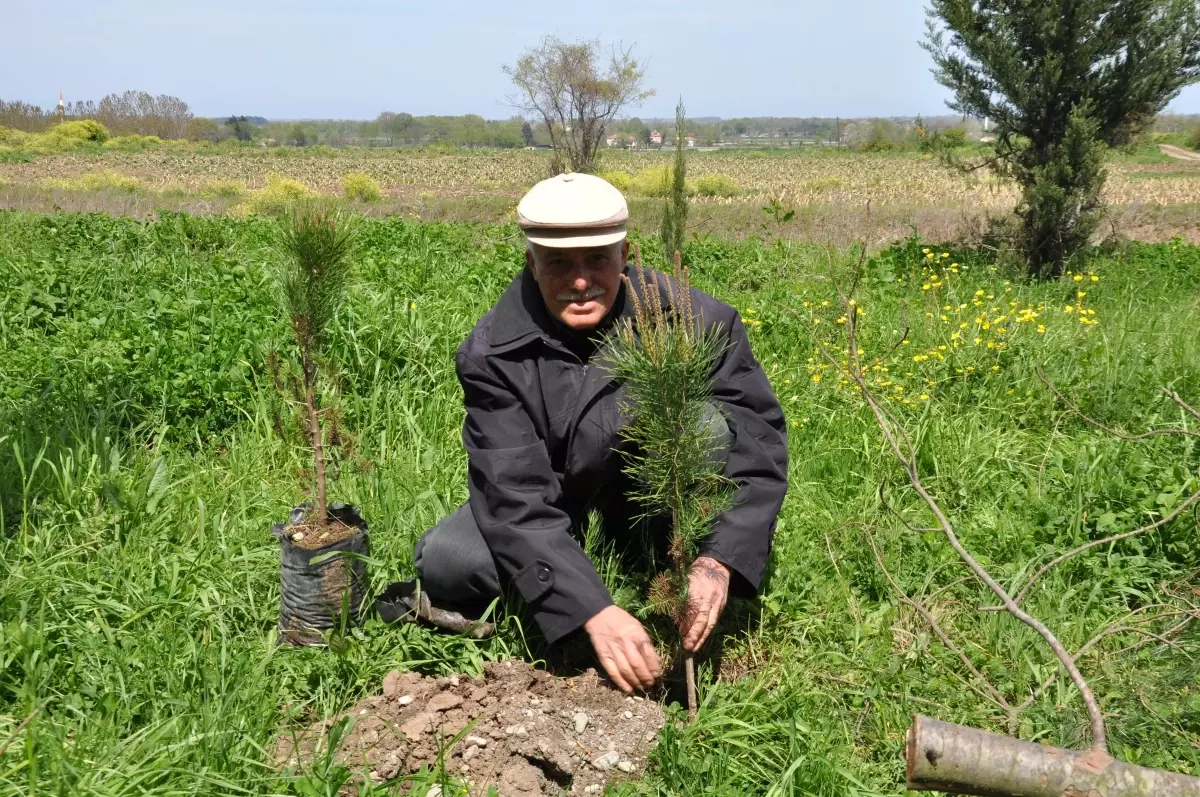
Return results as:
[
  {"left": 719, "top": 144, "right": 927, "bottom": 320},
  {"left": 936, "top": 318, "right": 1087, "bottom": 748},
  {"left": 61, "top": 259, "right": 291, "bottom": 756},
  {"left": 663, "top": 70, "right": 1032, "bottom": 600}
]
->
[{"left": 526, "top": 239, "right": 629, "bottom": 331}]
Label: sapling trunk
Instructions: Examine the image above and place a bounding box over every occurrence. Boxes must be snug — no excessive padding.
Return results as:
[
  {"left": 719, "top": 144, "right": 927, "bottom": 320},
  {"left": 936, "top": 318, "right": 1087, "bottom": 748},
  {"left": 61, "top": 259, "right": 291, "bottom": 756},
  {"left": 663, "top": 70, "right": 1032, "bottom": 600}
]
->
[
  {"left": 300, "top": 337, "right": 327, "bottom": 521},
  {"left": 605, "top": 245, "right": 729, "bottom": 720}
]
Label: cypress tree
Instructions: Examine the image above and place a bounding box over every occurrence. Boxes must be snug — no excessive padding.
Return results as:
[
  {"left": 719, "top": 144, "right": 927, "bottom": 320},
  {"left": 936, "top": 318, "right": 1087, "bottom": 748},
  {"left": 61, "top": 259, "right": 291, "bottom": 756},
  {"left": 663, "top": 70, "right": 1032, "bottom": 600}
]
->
[
  {"left": 925, "top": 0, "right": 1200, "bottom": 277},
  {"left": 660, "top": 98, "right": 689, "bottom": 263}
]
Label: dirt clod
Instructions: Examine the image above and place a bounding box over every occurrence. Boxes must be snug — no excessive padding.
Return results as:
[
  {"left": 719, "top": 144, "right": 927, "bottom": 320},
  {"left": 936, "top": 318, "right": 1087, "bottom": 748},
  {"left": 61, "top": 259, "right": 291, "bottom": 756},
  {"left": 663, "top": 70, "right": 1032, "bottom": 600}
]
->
[{"left": 276, "top": 659, "right": 664, "bottom": 795}]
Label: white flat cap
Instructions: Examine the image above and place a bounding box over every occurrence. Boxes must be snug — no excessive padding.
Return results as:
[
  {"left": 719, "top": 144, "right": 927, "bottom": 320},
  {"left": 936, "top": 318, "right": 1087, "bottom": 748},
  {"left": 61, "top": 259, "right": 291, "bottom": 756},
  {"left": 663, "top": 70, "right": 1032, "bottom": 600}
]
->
[{"left": 517, "top": 172, "right": 629, "bottom": 248}]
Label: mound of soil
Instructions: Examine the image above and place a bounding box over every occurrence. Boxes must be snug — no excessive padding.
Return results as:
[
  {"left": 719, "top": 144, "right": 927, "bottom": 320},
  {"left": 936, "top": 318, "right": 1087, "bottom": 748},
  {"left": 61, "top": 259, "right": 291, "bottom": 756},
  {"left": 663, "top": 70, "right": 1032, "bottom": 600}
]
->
[{"left": 276, "top": 660, "right": 666, "bottom": 795}]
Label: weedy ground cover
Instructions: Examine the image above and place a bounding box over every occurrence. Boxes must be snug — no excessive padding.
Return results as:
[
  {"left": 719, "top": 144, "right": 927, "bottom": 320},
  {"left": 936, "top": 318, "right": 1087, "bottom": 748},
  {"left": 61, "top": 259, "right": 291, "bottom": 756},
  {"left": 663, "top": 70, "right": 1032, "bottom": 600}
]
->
[{"left": 1, "top": 211, "right": 1198, "bottom": 795}]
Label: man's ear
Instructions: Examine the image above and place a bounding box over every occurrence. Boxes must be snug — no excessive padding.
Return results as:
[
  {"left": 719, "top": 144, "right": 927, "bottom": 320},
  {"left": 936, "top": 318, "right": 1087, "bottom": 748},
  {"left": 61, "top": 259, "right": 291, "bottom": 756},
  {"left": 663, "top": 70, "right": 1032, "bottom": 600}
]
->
[
  {"left": 620, "top": 239, "right": 630, "bottom": 263},
  {"left": 525, "top": 245, "right": 536, "bottom": 276}
]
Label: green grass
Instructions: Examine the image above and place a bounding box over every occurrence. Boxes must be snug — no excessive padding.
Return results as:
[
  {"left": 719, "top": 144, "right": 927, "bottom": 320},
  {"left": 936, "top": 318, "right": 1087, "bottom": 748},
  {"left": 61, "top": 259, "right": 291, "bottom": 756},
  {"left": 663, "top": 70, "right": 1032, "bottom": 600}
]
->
[{"left": 2, "top": 212, "right": 1199, "bottom": 796}]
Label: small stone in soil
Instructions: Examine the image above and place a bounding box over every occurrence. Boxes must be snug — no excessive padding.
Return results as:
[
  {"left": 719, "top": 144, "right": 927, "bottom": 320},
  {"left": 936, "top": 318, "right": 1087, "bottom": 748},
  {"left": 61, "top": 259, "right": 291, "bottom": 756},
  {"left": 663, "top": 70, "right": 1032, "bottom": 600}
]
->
[
  {"left": 426, "top": 692, "right": 463, "bottom": 713},
  {"left": 617, "top": 761, "right": 636, "bottom": 774},
  {"left": 465, "top": 735, "right": 488, "bottom": 748},
  {"left": 585, "top": 786, "right": 602, "bottom": 795},
  {"left": 624, "top": 710, "right": 634, "bottom": 719},
  {"left": 591, "top": 751, "right": 620, "bottom": 771},
  {"left": 574, "top": 712, "right": 589, "bottom": 734},
  {"left": 400, "top": 712, "right": 435, "bottom": 742}
]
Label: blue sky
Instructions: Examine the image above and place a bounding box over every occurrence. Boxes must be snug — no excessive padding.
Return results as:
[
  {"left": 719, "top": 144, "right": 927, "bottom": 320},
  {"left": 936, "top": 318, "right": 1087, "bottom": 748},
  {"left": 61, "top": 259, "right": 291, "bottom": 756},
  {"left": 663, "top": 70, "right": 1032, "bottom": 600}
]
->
[{"left": 6, "top": 0, "right": 1200, "bottom": 120}]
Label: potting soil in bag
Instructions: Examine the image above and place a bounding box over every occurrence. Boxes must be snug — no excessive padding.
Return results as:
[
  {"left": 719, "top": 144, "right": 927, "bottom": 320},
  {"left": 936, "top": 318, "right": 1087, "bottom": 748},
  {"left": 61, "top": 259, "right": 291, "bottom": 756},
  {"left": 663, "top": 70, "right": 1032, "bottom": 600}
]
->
[{"left": 272, "top": 502, "right": 369, "bottom": 646}]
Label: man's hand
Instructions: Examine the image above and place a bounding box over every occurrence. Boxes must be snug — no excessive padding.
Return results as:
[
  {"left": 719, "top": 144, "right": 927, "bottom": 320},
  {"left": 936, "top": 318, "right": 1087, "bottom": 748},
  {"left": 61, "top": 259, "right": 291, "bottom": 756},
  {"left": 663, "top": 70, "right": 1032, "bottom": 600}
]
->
[
  {"left": 584, "top": 605, "right": 662, "bottom": 693},
  {"left": 681, "top": 556, "right": 731, "bottom": 653}
]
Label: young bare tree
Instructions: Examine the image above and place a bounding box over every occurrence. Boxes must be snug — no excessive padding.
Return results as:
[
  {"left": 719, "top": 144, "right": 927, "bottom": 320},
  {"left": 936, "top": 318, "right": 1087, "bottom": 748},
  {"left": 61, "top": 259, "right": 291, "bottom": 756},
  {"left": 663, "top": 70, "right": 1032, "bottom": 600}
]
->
[{"left": 504, "top": 36, "right": 654, "bottom": 173}]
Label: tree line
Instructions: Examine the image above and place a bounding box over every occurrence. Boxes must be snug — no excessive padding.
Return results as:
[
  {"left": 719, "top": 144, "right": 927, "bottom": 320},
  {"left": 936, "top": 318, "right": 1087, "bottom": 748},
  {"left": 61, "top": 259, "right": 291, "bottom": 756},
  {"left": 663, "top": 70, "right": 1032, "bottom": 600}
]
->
[{"left": 0, "top": 91, "right": 195, "bottom": 139}]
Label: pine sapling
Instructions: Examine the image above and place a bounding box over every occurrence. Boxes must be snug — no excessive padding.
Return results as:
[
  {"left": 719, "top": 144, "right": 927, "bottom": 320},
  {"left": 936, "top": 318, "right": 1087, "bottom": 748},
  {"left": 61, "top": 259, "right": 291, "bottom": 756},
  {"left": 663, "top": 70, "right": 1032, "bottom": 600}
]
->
[
  {"left": 277, "top": 201, "right": 357, "bottom": 540},
  {"left": 605, "top": 245, "right": 730, "bottom": 718}
]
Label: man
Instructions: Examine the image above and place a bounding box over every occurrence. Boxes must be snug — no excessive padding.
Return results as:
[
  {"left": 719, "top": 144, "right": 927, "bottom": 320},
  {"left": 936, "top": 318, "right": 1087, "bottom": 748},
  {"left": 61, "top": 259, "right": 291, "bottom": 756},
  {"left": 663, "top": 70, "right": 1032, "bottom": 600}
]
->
[{"left": 379, "top": 173, "right": 788, "bottom": 693}]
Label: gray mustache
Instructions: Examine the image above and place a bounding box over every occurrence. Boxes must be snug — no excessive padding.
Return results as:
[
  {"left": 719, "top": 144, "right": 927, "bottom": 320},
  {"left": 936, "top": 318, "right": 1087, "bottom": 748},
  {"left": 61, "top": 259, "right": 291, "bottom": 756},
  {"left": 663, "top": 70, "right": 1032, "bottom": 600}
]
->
[{"left": 556, "top": 286, "right": 606, "bottom": 302}]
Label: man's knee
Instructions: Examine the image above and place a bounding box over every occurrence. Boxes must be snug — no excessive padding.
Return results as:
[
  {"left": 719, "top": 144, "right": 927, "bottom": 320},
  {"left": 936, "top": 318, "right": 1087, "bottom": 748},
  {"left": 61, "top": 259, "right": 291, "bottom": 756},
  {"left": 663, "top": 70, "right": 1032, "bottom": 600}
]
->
[{"left": 414, "top": 504, "right": 500, "bottom": 602}]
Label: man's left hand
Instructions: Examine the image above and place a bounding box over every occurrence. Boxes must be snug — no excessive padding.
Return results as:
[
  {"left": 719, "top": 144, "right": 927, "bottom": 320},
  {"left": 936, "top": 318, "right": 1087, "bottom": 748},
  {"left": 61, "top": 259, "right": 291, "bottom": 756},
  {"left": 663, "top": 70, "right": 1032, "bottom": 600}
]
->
[{"left": 680, "top": 556, "right": 731, "bottom": 653}]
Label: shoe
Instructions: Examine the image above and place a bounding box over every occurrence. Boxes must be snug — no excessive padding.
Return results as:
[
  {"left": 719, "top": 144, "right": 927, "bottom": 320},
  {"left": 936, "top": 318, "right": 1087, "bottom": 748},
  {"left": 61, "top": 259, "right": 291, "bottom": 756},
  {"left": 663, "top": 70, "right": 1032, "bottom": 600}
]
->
[{"left": 375, "top": 580, "right": 496, "bottom": 639}]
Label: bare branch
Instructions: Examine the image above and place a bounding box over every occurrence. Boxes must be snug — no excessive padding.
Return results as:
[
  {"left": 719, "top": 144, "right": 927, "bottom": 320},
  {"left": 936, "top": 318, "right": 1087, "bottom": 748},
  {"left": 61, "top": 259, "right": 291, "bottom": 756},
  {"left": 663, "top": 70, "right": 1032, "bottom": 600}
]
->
[
  {"left": 1163, "top": 388, "right": 1200, "bottom": 424},
  {"left": 1037, "top": 368, "right": 1200, "bottom": 440},
  {"left": 1004, "top": 484, "right": 1200, "bottom": 607},
  {"left": 787, "top": 265, "right": 1110, "bottom": 752},
  {"left": 863, "top": 524, "right": 1012, "bottom": 712},
  {"left": 0, "top": 700, "right": 47, "bottom": 759},
  {"left": 1014, "top": 607, "right": 1197, "bottom": 717}
]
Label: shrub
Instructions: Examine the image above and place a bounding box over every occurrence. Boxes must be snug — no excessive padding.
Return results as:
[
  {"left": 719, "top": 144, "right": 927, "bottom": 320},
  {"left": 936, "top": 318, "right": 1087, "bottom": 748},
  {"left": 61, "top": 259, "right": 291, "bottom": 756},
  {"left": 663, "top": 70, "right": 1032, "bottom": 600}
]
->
[
  {"left": 341, "top": 172, "right": 382, "bottom": 202},
  {"left": 695, "top": 173, "right": 740, "bottom": 198},
  {"left": 201, "top": 179, "right": 246, "bottom": 200},
  {"left": 243, "top": 173, "right": 314, "bottom": 215},
  {"left": 45, "top": 171, "right": 143, "bottom": 194},
  {"left": 596, "top": 168, "right": 633, "bottom": 192},
  {"left": 630, "top": 165, "right": 696, "bottom": 198},
  {"left": 45, "top": 119, "right": 110, "bottom": 143},
  {"left": 1188, "top": 126, "right": 1200, "bottom": 152},
  {"left": 0, "top": 125, "right": 31, "bottom": 145},
  {"left": 103, "top": 134, "right": 164, "bottom": 151}
]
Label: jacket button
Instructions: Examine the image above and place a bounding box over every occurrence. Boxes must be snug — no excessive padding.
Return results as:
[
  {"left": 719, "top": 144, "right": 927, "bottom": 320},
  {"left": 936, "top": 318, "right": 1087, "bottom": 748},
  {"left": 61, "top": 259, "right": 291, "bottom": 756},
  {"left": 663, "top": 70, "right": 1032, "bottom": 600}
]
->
[{"left": 536, "top": 566, "right": 551, "bottom": 583}]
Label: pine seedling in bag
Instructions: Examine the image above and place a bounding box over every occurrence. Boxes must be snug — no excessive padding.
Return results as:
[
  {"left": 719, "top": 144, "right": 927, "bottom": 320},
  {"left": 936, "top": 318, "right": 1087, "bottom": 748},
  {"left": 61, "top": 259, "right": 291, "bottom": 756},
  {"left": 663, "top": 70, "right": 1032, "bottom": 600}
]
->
[{"left": 270, "top": 201, "right": 370, "bottom": 646}]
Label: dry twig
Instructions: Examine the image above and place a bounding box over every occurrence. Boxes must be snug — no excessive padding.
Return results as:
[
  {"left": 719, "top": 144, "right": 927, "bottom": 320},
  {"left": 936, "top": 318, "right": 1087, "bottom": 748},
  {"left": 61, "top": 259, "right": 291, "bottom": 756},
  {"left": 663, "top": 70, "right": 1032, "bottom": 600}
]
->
[{"left": 1036, "top": 367, "right": 1200, "bottom": 440}]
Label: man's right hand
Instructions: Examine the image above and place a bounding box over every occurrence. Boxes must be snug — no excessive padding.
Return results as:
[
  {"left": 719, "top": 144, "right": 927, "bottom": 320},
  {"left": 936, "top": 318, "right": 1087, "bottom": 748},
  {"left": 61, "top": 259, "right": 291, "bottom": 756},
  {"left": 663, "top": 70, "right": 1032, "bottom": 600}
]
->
[{"left": 583, "top": 605, "right": 662, "bottom": 693}]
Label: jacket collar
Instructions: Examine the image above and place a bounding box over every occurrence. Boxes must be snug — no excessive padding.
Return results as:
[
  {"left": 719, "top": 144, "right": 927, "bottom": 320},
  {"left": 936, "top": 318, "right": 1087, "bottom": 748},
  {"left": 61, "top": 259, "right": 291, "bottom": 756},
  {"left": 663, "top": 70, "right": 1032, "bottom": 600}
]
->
[{"left": 487, "top": 263, "right": 669, "bottom": 351}]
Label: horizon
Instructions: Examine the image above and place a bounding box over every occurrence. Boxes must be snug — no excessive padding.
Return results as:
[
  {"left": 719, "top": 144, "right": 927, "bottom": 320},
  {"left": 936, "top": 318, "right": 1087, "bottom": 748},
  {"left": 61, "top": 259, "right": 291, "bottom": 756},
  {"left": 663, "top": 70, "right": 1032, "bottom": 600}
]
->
[{"left": 9, "top": 1, "right": 1200, "bottom": 121}]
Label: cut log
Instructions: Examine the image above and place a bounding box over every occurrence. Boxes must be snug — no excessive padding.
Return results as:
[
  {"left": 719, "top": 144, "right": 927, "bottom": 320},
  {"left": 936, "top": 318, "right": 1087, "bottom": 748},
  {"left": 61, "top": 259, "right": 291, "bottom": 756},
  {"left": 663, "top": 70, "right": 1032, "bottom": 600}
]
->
[{"left": 906, "top": 714, "right": 1200, "bottom": 797}]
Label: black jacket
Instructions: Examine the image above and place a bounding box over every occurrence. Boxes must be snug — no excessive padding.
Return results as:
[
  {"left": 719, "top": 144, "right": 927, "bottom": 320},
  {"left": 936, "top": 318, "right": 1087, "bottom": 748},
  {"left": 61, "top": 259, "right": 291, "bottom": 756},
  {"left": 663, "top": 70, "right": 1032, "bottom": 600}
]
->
[{"left": 457, "top": 264, "right": 788, "bottom": 642}]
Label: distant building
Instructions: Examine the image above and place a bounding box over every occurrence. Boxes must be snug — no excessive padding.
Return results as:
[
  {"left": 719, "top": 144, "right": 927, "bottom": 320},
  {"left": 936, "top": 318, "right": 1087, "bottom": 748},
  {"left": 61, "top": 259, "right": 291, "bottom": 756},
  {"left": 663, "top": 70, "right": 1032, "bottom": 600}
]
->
[
  {"left": 650, "top": 129, "right": 663, "bottom": 145},
  {"left": 685, "top": 136, "right": 696, "bottom": 148}
]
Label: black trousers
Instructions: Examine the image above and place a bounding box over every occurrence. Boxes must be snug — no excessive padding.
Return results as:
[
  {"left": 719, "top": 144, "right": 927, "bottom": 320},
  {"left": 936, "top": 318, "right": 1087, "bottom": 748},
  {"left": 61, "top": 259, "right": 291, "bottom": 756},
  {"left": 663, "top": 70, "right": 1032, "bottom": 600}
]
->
[{"left": 413, "top": 404, "right": 732, "bottom": 606}]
